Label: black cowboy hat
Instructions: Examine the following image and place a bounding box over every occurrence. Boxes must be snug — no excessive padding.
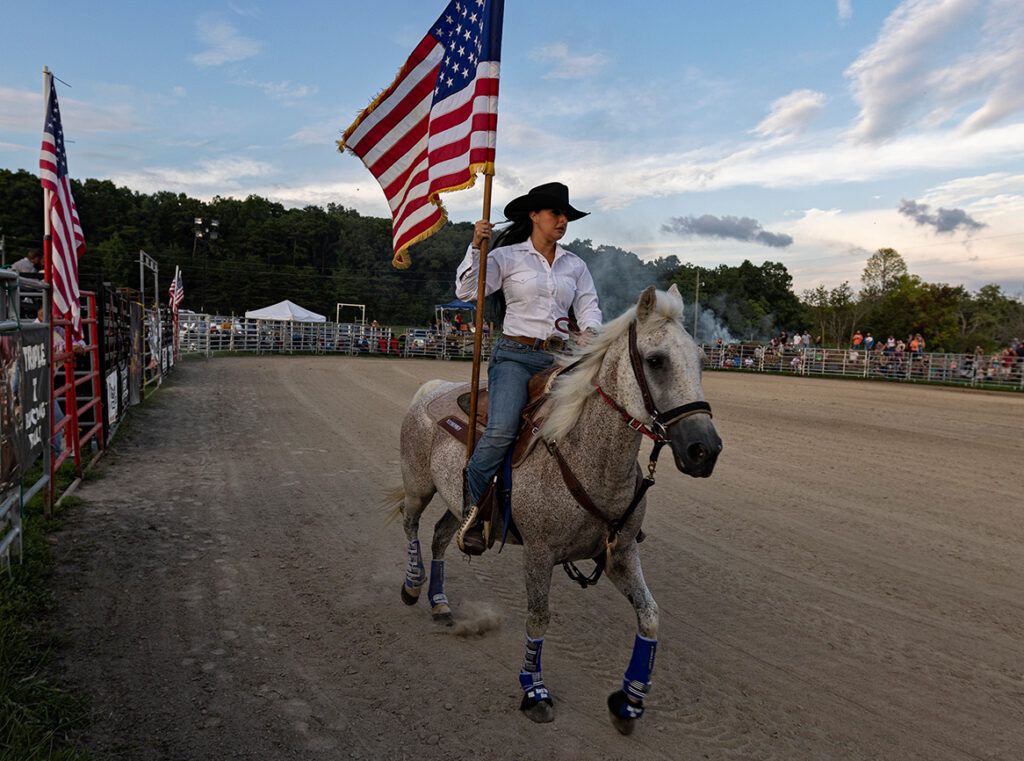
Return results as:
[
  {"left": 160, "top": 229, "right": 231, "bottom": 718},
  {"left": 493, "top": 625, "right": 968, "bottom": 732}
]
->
[{"left": 503, "top": 182, "right": 589, "bottom": 221}]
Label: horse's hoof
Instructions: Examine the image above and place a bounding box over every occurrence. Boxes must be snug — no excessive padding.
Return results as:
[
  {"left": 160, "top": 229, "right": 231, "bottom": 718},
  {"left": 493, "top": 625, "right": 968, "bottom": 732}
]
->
[
  {"left": 520, "top": 692, "right": 555, "bottom": 723},
  {"left": 400, "top": 584, "right": 421, "bottom": 605},
  {"left": 431, "top": 603, "right": 453, "bottom": 626},
  {"left": 610, "top": 713, "right": 637, "bottom": 735},
  {"left": 607, "top": 690, "right": 643, "bottom": 735}
]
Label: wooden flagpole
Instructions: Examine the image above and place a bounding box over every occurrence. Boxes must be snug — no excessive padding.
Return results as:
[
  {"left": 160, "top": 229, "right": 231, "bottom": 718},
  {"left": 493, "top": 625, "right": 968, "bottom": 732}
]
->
[{"left": 465, "top": 173, "right": 494, "bottom": 458}]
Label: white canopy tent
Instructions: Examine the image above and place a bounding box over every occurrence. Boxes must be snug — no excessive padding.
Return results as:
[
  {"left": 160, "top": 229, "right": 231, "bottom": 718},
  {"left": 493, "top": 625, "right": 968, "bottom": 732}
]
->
[{"left": 244, "top": 300, "right": 326, "bottom": 323}]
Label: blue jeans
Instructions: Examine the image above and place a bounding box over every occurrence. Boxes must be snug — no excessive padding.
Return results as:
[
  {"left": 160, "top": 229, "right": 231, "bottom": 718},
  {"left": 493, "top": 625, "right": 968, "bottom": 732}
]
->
[{"left": 465, "top": 338, "right": 554, "bottom": 504}]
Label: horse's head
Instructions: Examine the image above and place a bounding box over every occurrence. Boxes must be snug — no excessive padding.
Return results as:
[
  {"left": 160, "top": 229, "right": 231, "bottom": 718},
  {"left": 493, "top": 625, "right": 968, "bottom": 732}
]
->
[{"left": 614, "top": 284, "right": 722, "bottom": 478}]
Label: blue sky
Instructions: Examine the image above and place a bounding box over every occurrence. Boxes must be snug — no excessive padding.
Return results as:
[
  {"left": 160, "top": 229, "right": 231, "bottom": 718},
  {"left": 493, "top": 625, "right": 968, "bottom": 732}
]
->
[{"left": 2, "top": 0, "right": 1022, "bottom": 294}]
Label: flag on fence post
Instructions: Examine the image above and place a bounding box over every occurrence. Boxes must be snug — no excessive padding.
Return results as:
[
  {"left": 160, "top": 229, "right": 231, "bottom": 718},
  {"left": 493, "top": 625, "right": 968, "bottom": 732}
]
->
[
  {"left": 168, "top": 266, "right": 184, "bottom": 359},
  {"left": 338, "top": 0, "right": 505, "bottom": 269},
  {"left": 39, "top": 71, "right": 86, "bottom": 334},
  {"left": 168, "top": 266, "right": 184, "bottom": 312}
]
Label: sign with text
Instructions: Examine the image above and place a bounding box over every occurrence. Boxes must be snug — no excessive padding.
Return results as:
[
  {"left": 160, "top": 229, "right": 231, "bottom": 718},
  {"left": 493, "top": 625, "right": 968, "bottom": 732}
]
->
[{"left": 18, "top": 325, "right": 49, "bottom": 469}]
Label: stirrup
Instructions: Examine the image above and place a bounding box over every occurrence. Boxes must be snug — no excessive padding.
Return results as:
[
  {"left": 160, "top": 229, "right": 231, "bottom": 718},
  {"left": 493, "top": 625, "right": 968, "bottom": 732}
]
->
[{"left": 456, "top": 505, "right": 488, "bottom": 556}]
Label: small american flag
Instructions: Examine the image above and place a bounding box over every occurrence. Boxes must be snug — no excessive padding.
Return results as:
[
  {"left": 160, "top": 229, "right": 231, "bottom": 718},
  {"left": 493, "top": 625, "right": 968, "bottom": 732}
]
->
[
  {"left": 339, "top": 0, "right": 504, "bottom": 269},
  {"left": 39, "top": 74, "right": 85, "bottom": 332},
  {"left": 168, "top": 266, "right": 184, "bottom": 312}
]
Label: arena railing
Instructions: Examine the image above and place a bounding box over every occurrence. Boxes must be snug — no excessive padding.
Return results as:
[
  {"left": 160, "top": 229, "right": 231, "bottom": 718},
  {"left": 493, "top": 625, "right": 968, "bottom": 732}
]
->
[
  {"left": 179, "top": 315, "right": 494, "bottom": 361},
  {"left": 176, "top": 316, "right": 1020, "bottom": 390},
  {"left": 699, "top": 343, "right": 1024, "bottom": 390}
]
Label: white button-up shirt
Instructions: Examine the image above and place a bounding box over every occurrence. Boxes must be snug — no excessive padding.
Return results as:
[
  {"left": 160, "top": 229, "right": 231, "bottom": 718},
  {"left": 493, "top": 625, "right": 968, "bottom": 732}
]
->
[{"left": 455, "top": 239, "right": 602, "bottom": 339}]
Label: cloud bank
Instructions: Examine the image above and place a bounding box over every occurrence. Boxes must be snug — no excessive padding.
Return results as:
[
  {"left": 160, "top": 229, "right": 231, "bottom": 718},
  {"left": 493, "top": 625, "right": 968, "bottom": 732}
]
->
[
  {"left": 662, "top": 214, "right": 794, "bottom": 248},
  {"left": 897, "top": 198, "right": 986, "bottom": 233}
]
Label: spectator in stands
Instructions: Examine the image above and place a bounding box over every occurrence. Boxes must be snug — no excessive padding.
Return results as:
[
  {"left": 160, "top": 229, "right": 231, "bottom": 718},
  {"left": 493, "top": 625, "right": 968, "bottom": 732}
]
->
[
  {"left": 851, "top": 329, "right": 863, "bottom": 350},
  {"left": 792, "top": 332, "right": 802, "bottom": 348},
  {"left": 864, "top": 332, "right": 875, "bottom": 351},
  {"left": 11, "top": 248, "right": 43, "bottom": 278},
  {"left": 886, "top": 335, "right": 896, "bottom": 351},
  {"left": 802, "top": 331, "right": 811, "bottom": 347}
]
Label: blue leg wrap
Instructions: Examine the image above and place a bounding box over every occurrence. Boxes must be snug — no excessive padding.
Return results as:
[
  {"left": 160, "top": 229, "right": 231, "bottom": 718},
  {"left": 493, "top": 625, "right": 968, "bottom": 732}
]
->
[
  {"left": 404, "top": 540, "right": 425, "bottom": 590},
  {"left": 518, "top": 637, "right": 550, "bottom": 703},
  {"left": 428, "top": 559, "right": 447, "bottom": 607},
  {"left": 622, "top": 634, "right": 657, "bottom": 703}
]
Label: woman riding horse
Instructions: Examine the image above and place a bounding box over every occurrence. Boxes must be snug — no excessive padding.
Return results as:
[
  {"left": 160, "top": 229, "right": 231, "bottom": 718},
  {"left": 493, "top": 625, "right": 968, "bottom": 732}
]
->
[{"left": 454, "top": 182, "right": 602, "bottom": 555}]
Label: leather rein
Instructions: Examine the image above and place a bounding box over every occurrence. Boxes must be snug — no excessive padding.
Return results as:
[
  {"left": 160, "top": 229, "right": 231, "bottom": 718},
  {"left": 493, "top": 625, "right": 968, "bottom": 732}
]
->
[{"left": 550, "top": 320, "right": 713, "bottom": 588}]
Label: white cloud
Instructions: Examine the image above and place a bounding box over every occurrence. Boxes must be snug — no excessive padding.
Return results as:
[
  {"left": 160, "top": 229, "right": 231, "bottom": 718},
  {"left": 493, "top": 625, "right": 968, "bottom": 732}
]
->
[
  {"left": 289, "top": 118, "right": 345, "bottom": 145},
  {"left": 753, "top": 89, "right": 827, "bottom": 137},
  {"left": 918, "top": 172, "right": 1024, "bottom": 208},
  {"left": 172, "top": 86, "right": 187, "bottom": 98},
  {"left": 530, "top": 43, "right": 608, "bottom": 80},
  {"left": 111, "top": 157, "right": 274, "bottom": 195},
  {"left": 846, "top": 0, "right": 1024, "bottom": 143},
  {"left": 0, "top": 141, "right": 26, "bottom": 152},
  {"left": 838, "top": 0, "right": 853, "bottom": 21},
  {"left": 0, "top": 86, "right": 140, "bottom": 133},
  {"left": 775, "top": 202, "right": 1024, "bottom": 292},
  {"left": 242, "top": 80, "right": 318, "bottom": 102},
  {"left": 190, "top": 17, "right": 261, "bottom": 67},
  {"left": 500, "top": 120, "right": 1024, "bottom": 212},
  {"left": 0, "top": 88, "right": 38, "bottom": 131}
]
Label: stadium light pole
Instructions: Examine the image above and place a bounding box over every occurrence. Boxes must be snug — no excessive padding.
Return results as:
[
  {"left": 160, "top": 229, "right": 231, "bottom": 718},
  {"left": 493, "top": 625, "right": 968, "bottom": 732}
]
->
[{"left": 193, "top": 217, "right": 219, "bottom": 312}]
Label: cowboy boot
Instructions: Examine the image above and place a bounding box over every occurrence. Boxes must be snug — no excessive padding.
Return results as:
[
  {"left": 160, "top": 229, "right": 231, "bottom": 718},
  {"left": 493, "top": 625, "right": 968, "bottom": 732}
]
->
[{"left": 456, "top": 470, "right": 487, "bottom": 556}]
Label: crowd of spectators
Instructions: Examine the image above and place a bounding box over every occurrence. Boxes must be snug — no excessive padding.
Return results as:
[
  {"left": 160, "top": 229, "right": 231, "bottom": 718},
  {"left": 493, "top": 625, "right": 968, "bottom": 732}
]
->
[{"left": 702, "top": 327, "right": 1022, "bottom": 385}]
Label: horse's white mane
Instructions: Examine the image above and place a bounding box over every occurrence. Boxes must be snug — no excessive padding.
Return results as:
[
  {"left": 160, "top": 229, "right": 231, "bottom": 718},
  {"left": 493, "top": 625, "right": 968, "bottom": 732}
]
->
[{"left": 541, "top": 289, "right": 684, "bottom": 442}]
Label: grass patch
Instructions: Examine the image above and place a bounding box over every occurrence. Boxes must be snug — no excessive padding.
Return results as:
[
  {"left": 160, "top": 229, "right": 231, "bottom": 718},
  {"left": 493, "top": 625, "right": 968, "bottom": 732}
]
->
[{"left": 0, "top": 464, "right": 90, "bottom": 761}]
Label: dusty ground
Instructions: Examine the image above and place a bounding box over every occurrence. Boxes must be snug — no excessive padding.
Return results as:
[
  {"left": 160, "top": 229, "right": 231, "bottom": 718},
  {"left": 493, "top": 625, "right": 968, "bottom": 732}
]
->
[{"left": 51, "top": 356, "right": 1024, "bottom": 761}]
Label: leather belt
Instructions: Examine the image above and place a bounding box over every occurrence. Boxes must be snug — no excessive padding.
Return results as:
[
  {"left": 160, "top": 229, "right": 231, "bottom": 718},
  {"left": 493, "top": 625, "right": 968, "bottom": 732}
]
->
[{"left": 502, "top": 334, "right": 564, "bottom": 352}]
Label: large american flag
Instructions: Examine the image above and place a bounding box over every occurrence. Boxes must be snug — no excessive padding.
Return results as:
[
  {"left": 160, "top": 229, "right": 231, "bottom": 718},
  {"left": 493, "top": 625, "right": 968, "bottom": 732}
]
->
[
  {"left": 339, "top": 0, "right": 504, "bottom": 269},
  {"left": 39, "top": 75, "right": 85, "bottom": 331},
  {"left": 168, "top": 266, "right": 184, "bottom": 312}
]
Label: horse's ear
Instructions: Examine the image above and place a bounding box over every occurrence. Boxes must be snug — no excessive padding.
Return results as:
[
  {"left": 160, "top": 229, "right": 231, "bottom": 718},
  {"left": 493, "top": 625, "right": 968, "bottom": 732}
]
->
[
  {"left": 667, "top": 282, "right": 683, "bottom": 305},
  {"left": 636, "top": 286, "right": 657, "bottom": 322}
]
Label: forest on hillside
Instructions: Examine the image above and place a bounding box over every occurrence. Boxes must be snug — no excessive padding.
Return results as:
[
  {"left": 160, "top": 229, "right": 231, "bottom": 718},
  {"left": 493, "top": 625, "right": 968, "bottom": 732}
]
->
[{"left": 1, "top": 168, "right": 1020, "bottom": 351}]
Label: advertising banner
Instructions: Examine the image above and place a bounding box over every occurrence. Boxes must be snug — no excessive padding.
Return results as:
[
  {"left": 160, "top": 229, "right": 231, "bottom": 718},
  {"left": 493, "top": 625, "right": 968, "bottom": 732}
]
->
[{"left": 18, "top": 324, "right": 49, "bottom": 470}]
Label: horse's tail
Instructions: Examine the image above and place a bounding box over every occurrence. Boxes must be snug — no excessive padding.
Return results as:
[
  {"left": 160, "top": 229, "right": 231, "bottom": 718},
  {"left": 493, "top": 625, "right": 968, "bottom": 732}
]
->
[{"left": 381, "top": 485, "right": 405, "bottom": 525}]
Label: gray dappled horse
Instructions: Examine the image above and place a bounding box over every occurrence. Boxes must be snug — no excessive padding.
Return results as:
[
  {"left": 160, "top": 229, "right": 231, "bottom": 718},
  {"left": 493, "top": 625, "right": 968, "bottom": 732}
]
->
[{"left": 394, "top": 285, "right": 722, "bottom": 733}]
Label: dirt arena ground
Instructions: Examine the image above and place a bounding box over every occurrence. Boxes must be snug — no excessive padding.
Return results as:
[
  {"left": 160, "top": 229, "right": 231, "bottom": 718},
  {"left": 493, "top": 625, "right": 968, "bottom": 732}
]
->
[{"left": 50, "top": 356, "right": 1023, "bottom": 761}]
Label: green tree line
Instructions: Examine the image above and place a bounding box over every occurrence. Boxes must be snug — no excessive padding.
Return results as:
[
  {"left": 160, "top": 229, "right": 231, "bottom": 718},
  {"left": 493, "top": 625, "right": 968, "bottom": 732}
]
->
[{"left": 1, "top": 168, "right": 1019, "bottom": 351}]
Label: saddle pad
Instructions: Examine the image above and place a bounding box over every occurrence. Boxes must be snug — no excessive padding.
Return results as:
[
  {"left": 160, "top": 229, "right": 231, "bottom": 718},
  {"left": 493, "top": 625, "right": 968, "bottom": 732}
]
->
[
  {"left": 426, "top": 381, "right": 487, "bottom": 428},
  {"left": 429, "top": 367, "right": 561, "bottom": 467}
]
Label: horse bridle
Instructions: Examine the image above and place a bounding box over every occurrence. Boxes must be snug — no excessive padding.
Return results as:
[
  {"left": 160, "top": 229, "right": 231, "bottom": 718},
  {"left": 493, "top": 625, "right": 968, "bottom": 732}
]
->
[{"left": 551, "top": 319, "right": 713, "bottom": 588}]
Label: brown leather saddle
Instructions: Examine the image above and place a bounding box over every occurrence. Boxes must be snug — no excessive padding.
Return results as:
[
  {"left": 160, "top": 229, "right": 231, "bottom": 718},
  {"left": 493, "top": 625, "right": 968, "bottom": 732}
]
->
[{"left": 433, "top": 365, "right": 561, "bottom": 467}]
